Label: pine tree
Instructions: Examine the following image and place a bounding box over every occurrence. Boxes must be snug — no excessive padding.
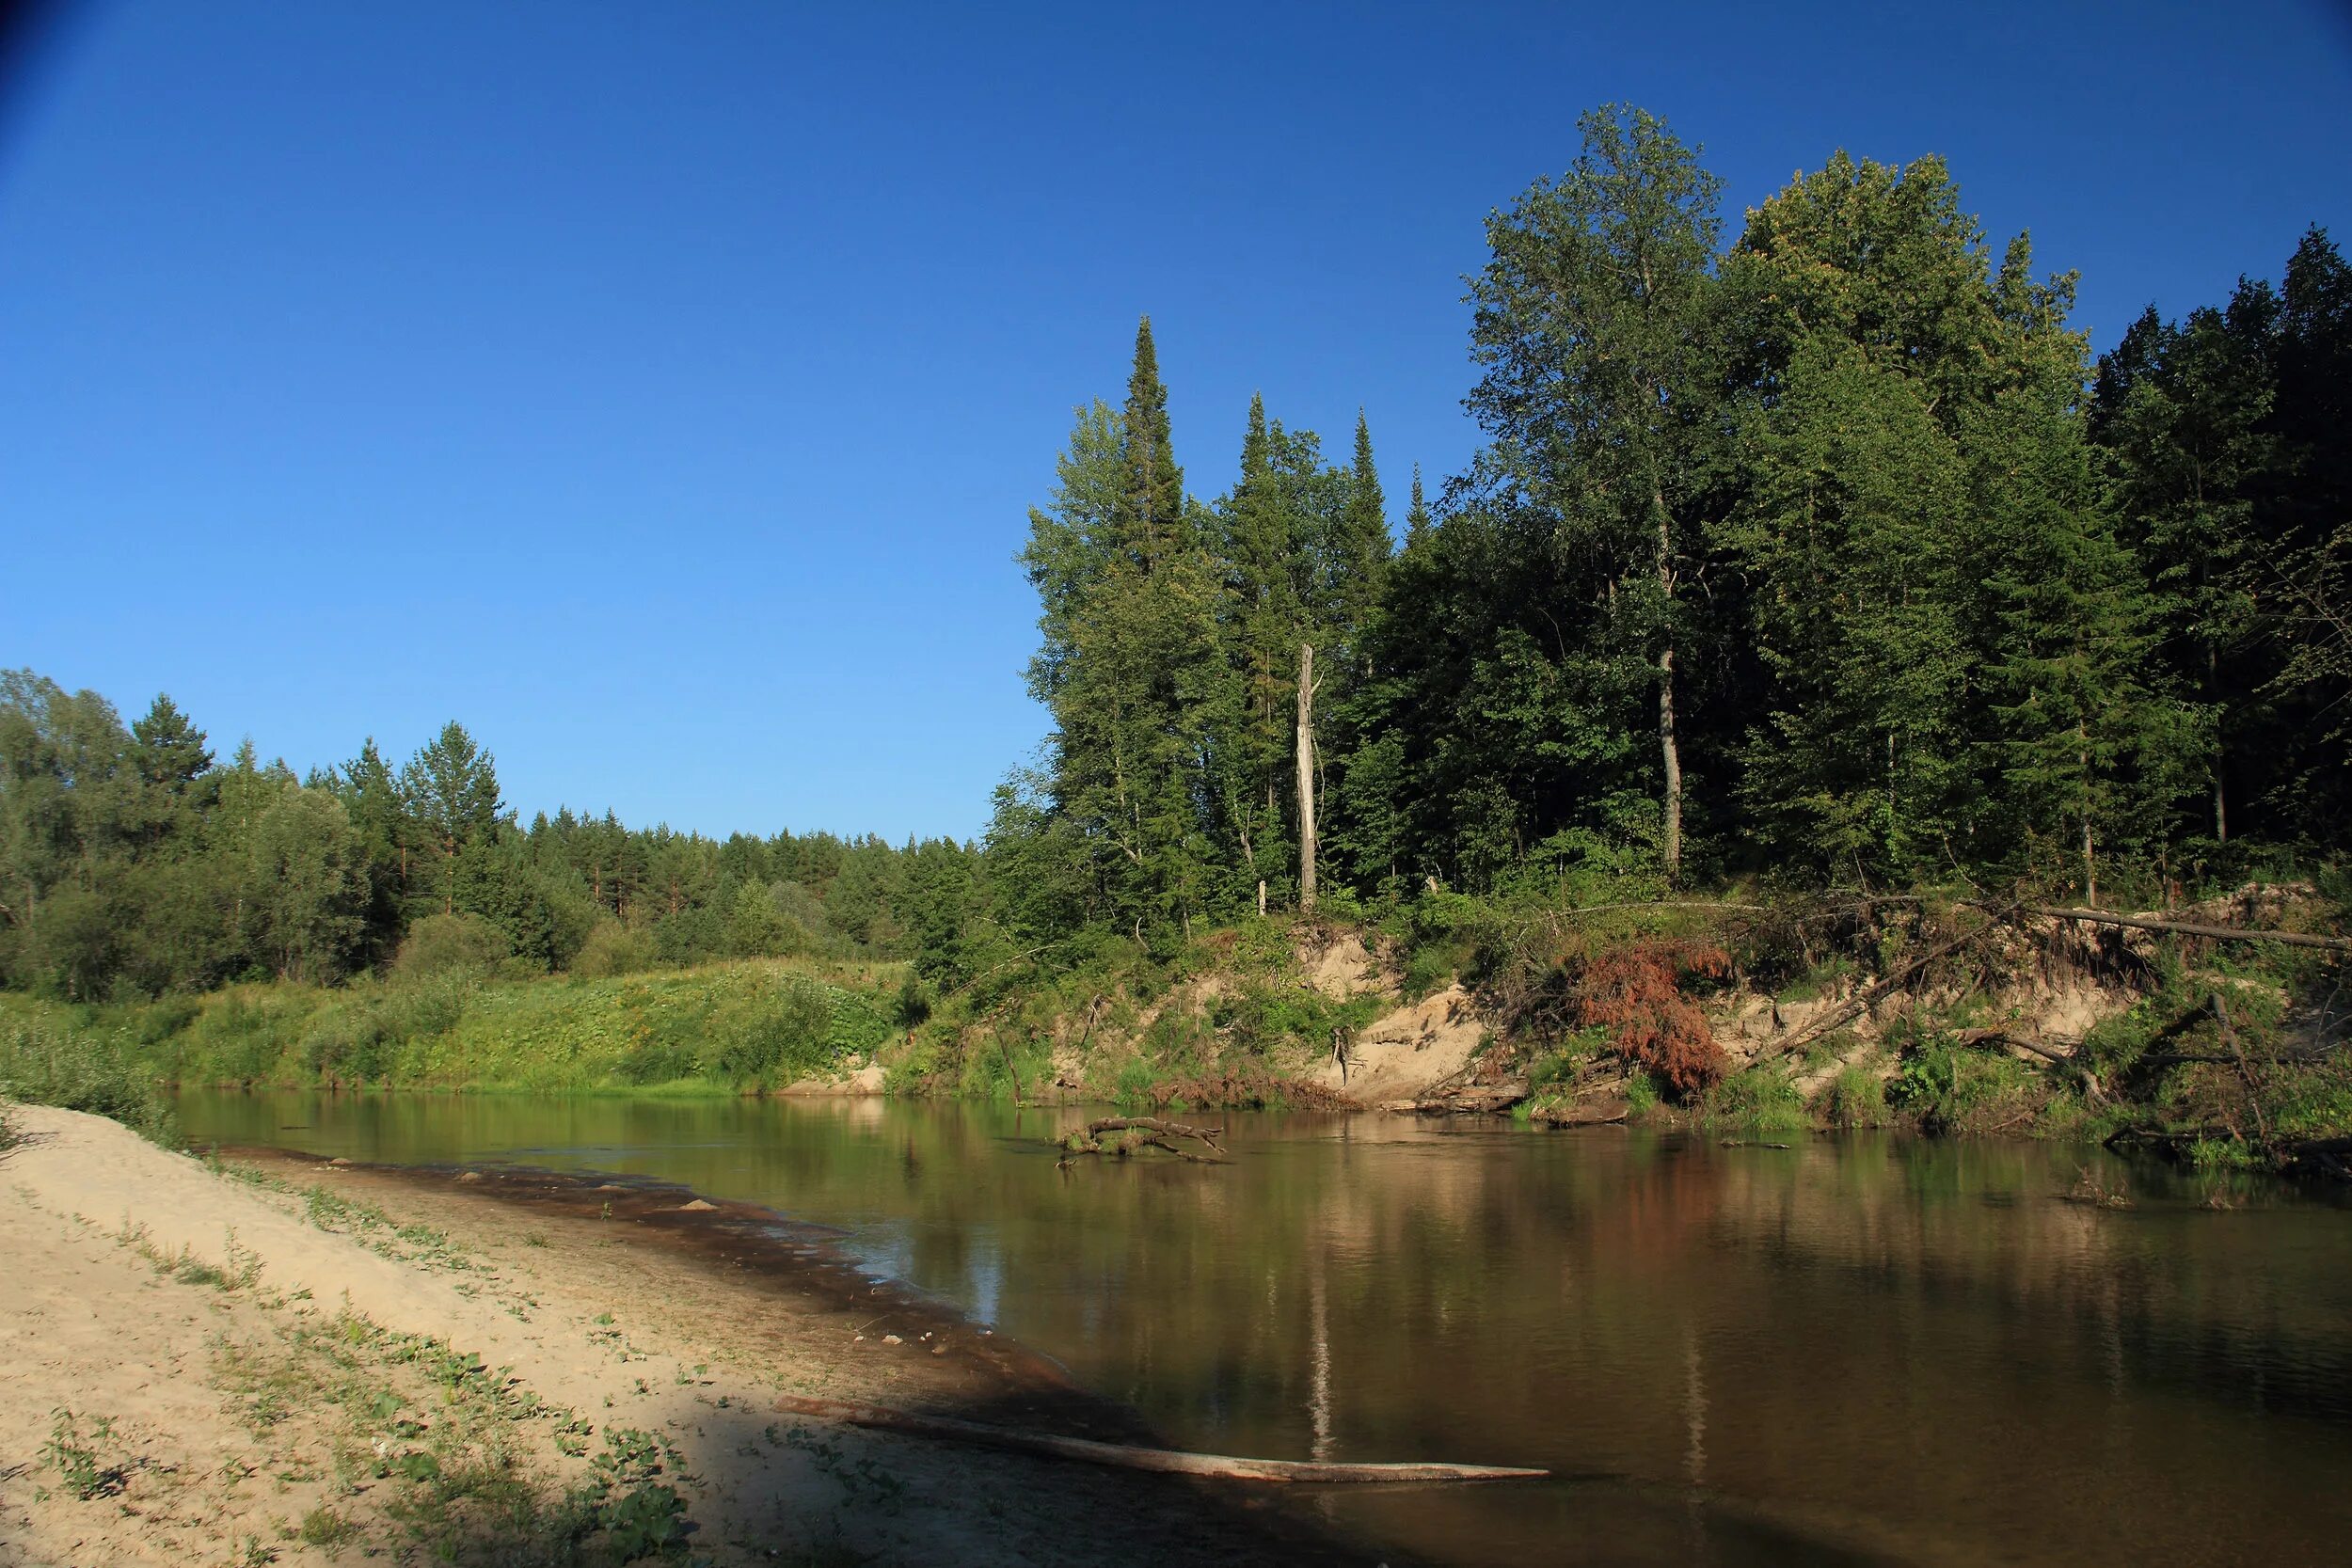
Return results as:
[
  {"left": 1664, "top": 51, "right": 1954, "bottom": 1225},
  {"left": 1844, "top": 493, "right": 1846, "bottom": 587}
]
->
[
  {"left": 401, "top": 722, "right": 503, "bottom": 915},
  {"left": 1020, "top": 322, "right": 1226, "bottom": 942}
]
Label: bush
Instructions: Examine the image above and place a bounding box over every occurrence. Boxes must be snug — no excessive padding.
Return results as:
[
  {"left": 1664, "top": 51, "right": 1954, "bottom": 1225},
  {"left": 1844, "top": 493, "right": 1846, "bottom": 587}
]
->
[
  {"left": 570, "top": 920, "right": 659, "bottom": 978},
  {"left": 394, "top": 913, "right": 511, "bottom": 979},
  {"left": 1569, "top": 940, "right": 1731, "bottom": 1096},
  {"left": 1888, "top": 1037, "right": 2040, "bottom": 1135},
  {"left": 702, "top": 979, "right": 834, "bottom": 1085},
  {"left": 1697, "top": 1069, "right": 1806, "bottom": 1132}
]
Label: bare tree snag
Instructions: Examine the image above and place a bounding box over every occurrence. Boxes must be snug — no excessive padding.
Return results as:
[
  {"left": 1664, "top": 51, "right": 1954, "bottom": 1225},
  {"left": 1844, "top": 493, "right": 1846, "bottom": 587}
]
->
[
  {"left": 1296, "top": 642, "right": 1316, "bottom": 912},
  {"left": 771, "top": 1395, "right": 1548, "bottom": 1483}
]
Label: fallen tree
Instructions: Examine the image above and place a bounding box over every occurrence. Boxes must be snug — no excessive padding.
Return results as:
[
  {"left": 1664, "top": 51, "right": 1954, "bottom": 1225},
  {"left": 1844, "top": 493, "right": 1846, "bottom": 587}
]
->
[{"left": 2016, "top": 905, "right": 2350, "bottom": 953}]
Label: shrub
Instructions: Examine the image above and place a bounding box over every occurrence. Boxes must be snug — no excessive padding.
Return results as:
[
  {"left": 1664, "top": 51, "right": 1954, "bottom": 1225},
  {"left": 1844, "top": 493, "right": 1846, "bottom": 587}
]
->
[
  {"left": 393, "top": 913, "right": 511, "bottom": 979},
  {"left": 1697, "top": 1069, "right": 1806, "bottom": 1132},
  {"left": 1623, "top": 1070, "right": 1661, "bottom": 1118},
  {"left": 1569, "top": 940, "right": 1731, "bottom": 1096},
  {"left": 702, "top": 976, "right": 858, "bottom": 1085},
  {"left": 1888, "top": 1037, "right": 2040, "bottom": 1134},
  {"left": 570, "top": 920, "right": 660, "bottom": 978},
  {"left": 1823, "top": 1065, "right": 1889, "bottom": 1128}
]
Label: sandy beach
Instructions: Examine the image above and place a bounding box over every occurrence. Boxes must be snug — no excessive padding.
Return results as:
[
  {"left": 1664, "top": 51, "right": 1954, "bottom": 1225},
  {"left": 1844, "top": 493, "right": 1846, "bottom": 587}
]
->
[{"left": 0, "top": 1105, "right": 1368, "bottom": 1566}]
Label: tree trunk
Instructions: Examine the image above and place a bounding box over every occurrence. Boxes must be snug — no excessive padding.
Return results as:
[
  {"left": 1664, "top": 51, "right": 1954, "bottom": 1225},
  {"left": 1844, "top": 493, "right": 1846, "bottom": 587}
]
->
[
  {"left": 1296, "top": 643, "right": 1317, "bottom": 913},
  {"left": 2082, "top": 815, "right": 2097, "bottom": 911},
  {"left": 2078, "top": 725, "right": 2095, "bottom": 909},
  {"left": 2210, "top": 643, "right": 2227, "bottom": 844},
  {"left": 1651, "top": 493, "right": 1682, "bottom": 883},
  {"left": 1658, "top": 641, "right": 1682, "bottom": 882}
]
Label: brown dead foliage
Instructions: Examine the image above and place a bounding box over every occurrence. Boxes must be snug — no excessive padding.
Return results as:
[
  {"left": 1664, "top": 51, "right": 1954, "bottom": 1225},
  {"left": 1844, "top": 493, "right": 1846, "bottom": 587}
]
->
[{"left": 1569, "top": 940, "right": 1732, "bottom": 1095}]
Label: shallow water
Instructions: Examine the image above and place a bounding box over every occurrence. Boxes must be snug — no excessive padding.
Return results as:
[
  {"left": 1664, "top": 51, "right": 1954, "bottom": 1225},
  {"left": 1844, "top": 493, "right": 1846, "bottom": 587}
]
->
[{"left": 175, "top": 1090, "right": 2352, "bottom": 1565}]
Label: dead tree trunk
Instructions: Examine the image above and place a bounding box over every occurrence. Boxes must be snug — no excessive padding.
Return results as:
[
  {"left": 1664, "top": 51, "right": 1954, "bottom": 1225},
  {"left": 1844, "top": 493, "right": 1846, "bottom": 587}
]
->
[
  {"left": 1296, "top": 642, "right": 1317, "bottom": 913},
  {"left": 1652, "top": 489, "right": 1682, "bottom": 884}
]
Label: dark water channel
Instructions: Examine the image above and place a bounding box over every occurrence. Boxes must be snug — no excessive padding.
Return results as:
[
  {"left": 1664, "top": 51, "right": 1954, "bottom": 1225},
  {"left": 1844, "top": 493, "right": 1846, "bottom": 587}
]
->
[{"left": 174, "top": 1091, "right": 2352, "bottom": 1566}]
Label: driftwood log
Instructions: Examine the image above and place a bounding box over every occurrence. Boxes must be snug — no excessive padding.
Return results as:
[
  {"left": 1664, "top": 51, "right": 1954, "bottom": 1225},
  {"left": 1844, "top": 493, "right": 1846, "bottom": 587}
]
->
[
  {"left": 772, "top": 1394, "right": 1547, "bottom": 1484},
  {"left": 1058, "top": 1117, "right": 1228, "bottom": 1164}
]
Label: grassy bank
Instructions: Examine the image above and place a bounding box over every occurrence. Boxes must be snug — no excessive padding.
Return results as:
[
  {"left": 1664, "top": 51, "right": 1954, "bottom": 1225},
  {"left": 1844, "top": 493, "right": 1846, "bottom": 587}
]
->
[
  {"left": 6, "top": 879, "right": 2346, "bottom": 1176},
  {"left": 1, "top": 957, "right": 901, "bottom": 1100}
]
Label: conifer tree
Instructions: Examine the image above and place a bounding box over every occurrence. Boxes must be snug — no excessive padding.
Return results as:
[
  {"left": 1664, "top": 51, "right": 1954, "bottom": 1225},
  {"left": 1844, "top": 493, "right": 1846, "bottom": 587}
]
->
[{"left": 1021, "top": 322, "right": 1225, "bottom": 942}]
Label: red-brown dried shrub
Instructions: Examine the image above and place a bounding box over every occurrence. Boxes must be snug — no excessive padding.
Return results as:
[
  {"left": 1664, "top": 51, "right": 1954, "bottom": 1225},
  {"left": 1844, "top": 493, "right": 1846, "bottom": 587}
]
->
[{"left": 1571, "top": 940, "right": 1731, "bottom": 1096}]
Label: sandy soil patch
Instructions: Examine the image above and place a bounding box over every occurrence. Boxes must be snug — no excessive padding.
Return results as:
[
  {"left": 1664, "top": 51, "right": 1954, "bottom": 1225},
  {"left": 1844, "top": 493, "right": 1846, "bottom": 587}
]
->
[{"left": 1312, "top": 984, "right": 1486, "bottom": 1104}]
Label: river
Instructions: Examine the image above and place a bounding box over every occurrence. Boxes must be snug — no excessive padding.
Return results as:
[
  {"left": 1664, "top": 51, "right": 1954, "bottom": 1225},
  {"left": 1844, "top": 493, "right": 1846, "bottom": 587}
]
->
[{"left": 174, "top": 1091, "right": 2352, "bottom": 1566}]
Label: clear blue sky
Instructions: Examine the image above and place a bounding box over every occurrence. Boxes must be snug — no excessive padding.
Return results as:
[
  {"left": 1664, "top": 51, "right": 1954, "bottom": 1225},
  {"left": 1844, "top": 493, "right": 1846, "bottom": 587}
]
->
[{"left": 4, "top": 1, "right": 2346, "bottom": 842}]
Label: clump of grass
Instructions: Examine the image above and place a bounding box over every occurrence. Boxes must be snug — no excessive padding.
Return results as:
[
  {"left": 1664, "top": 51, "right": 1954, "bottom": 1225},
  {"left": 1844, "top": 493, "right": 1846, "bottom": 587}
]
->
[
  {"left": 296, "top": 1506, "right": 359, "bottom": 1546},
  {"left": 1822, "top": 1064, "right": 1890, "bottom": 1129},
  {"left": 1695, "top": 1069, "right": 1807, "bottom": 1132},
  {"left": 0, "top": 1015, "right": 177, "bottom": 1145}
]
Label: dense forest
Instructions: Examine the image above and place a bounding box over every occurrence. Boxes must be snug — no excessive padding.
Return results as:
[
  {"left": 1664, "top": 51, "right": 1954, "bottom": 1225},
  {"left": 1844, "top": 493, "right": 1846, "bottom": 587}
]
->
[
  {"left": 0, "top": 682, "right": 972, "bottom": 999},
  {"left": 938, "top": 107, "right": 2350, "bottom": 982},
  {"left": 4, "top": 106, "right": 2345, "bottom": 1010}
]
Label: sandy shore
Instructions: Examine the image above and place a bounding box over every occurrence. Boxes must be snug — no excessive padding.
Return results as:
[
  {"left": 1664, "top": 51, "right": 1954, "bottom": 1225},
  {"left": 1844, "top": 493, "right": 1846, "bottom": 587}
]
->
[{"left": 0, "top": 1105, "right": 1373, "bottom": 1566}]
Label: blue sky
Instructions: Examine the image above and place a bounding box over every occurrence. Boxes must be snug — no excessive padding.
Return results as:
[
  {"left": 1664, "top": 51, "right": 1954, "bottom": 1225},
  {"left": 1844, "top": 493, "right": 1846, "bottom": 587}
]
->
[{"left": 3, "top": 1, "right": 2346, "bottom": 842}]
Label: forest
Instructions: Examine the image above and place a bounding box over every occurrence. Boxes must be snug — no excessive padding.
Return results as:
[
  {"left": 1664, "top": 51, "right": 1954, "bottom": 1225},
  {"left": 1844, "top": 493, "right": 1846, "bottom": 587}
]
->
[{"left": 3, "top": 106, "right": 2345, "bottom": 1021}]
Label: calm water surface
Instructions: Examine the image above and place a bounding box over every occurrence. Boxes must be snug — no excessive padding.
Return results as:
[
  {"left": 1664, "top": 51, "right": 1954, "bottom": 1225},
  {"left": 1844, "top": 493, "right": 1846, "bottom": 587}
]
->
[{"left": 175, "top": 1091, "right": 2352, "bottom": 1566}]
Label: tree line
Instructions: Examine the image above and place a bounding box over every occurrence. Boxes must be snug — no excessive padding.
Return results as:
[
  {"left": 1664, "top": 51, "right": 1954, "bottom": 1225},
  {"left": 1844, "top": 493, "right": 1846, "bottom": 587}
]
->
[
  {"left": 0, "top": 673, "right": 969, "bottom": 999},
  {"left": 5, "top": 103, "right": 2344, "bottom": 1006},
  {"left": 957, "top": 104, "right": 2348, "bottom": 976}
]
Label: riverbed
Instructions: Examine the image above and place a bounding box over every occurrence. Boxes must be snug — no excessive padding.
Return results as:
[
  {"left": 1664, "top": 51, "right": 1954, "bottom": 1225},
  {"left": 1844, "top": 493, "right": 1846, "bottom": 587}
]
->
[{"left": 177, "top": 1091, "right": 2352, "bottom": 1566}]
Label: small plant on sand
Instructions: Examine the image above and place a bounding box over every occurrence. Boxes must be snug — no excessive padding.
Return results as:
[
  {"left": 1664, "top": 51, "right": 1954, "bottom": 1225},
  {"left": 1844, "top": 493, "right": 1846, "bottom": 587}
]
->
[
  {"left": 296, "top": 1506, "right": 360, "bottom": 1547},
  {"left": 40, "top": 1408, "right": 125, "bottom": 1500}
]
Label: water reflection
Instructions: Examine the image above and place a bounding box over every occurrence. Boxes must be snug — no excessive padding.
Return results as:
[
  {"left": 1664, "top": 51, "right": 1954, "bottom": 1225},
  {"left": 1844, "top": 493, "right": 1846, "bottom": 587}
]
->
[{"left": 178, "top": 1091, "right": 2352, "bottom": 1566}]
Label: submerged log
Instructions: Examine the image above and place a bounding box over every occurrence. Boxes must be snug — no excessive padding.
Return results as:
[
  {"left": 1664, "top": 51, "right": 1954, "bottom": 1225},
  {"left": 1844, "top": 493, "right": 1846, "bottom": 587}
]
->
[{"left": 772, "top": 1394, "right": 1548, "bottom": 1484}]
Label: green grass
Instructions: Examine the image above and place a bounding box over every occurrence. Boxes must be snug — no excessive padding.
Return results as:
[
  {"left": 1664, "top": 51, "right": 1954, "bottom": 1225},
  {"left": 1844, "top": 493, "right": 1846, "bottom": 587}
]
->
[
  {"left": 2, "top": 958, "right": 897, "bottom": 1097},
  {"left": 1695, "top": 1070, "right": 1808, "bottom": 1132},
  {"left": 0, "top": 1006, "right": 179, "bottom": 1144}
]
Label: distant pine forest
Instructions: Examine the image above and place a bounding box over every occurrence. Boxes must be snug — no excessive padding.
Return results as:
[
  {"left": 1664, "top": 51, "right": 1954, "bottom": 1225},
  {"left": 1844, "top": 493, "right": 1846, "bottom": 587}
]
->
[{"left": 5, "top": 106, "right": 2346, "bottom": 1006}]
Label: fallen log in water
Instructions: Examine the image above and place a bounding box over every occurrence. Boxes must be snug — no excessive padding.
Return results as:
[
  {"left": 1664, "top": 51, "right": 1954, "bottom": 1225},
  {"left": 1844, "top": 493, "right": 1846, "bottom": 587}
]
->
[
  {"left": 1057, "top": 1117, "right": 1229, "bottom": 1164},
  {"left": 772, "top": 1394, "right": 1548, "bottom": 1484}
]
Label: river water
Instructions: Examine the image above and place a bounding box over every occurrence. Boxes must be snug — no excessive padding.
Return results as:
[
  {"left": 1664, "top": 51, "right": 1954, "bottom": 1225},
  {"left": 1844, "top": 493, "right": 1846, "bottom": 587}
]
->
[{"left": 174, "top": 1091, "right": 2352, "bottom": 1565}]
